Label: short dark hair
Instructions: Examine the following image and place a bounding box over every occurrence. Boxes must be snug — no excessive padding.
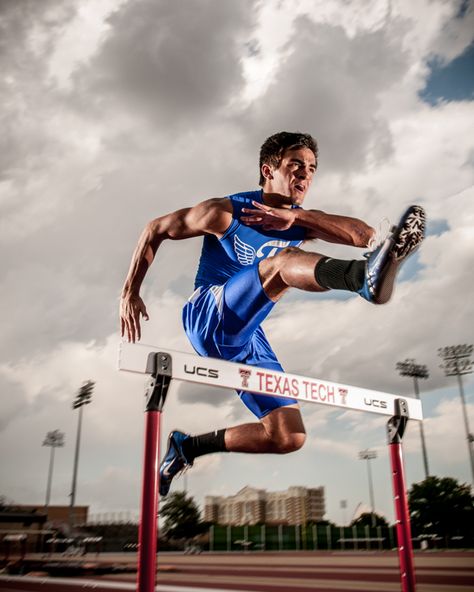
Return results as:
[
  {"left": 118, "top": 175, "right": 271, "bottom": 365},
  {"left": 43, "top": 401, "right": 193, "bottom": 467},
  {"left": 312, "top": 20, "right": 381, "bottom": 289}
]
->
[{"left": 259, "top": 131, "right": 318, "bottom": 186}]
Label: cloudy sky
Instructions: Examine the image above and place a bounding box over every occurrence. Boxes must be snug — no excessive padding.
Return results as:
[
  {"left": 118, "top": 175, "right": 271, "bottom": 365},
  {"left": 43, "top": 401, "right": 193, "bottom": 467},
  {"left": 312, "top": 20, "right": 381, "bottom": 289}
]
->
[{"left": 1, "top": 0, "right": 473, "bottom": 526}]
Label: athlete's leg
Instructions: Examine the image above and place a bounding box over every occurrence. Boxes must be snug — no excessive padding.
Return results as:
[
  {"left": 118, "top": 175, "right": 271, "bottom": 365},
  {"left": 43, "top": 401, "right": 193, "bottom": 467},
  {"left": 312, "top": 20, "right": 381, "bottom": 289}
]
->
[
  {"left": 159, "top": 404, "right": 305, "bottom": 497},
  {"left": 259, "top": 247, "right": 327, "bottom": 300},
  {"left": 257, "top": 247, "right": 363, "bottom": 299},
  {"left": 178, "top": 405, "right": 305, "bottom": 464},
  {"left": 182, "top": 336, "right": 307, "bottom": 462},
  {"left": 160, "top": 403, "right": 306, "bottom": 496},
  {"left": 223, "top": 405, "right": 306, "bottom": 454},
  {"left": 260, "top": 205, "right": 426, "bottom": 303},
  {"left": 160, "top": 284, "right": 305, "bottom": 496},
  {"left": 180, "top": 327, "right": 305, "bottom": 460}
]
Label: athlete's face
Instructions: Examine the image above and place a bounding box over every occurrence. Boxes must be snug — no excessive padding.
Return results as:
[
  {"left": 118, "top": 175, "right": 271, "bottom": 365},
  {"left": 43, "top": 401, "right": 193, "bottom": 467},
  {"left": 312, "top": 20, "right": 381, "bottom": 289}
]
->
[{"left": 262, "top": 147, "right": 317, "bottom": 206}]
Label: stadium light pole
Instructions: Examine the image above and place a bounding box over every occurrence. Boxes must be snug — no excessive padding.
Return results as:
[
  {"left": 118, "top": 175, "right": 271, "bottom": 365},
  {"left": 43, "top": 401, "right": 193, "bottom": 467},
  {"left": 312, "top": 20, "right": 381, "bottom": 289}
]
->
[
  {"left": 396, "top": 358, "right": 430, "bottom": 479},
  {"left": 43, "top": 429, "right": 65, "bottom": 508},
  {"left": 438, "top": 344, "right": 474, "bottom": 484},
  {"left": 358, "top": 449, "right": 377, "bottom": 528},
  {"left": 69, "top": 380, "right": 94, "bottom": 531}
]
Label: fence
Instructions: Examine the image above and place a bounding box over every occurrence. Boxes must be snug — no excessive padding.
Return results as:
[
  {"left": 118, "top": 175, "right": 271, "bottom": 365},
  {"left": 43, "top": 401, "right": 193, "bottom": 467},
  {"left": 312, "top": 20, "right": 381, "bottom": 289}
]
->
[
  {"left": 208, "top": 524, "right": 395, "bottom": 552},
  {"left": 206, "top": 524, "right": 474, "bottom": 552}
]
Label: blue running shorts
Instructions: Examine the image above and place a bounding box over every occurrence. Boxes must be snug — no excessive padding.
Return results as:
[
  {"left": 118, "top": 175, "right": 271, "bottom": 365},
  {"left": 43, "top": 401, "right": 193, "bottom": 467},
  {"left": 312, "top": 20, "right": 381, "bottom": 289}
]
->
[{"left": 182, "top": 265, "right": 298, "bottom": 419}]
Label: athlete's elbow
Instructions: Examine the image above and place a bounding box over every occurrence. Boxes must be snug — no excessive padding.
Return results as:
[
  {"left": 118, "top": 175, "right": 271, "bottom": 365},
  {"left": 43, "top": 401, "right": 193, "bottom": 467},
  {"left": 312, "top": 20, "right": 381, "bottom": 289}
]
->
[{"left": 144, "top": 218, "right": 168, "bottom": 247}]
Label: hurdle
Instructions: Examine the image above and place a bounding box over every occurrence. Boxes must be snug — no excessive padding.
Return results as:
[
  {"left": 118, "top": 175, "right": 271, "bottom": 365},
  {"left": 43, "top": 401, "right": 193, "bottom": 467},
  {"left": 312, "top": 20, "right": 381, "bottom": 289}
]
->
[{"left": 118, "top": 342, "right": 422, "bottom": 592}]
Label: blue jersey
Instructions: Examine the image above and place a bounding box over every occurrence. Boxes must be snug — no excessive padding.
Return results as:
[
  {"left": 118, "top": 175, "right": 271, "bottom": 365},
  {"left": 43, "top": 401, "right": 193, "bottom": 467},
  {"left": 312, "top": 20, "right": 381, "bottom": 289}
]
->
[{"left": 194, "top": 189, "right": 307, "bottom": 288}]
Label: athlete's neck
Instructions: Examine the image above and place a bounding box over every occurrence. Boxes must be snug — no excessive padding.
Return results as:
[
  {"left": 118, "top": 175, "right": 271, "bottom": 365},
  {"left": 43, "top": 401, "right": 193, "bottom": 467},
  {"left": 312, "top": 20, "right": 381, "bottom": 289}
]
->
[{"left": 262, "top": 191, "right": 294, "bottom": 209}]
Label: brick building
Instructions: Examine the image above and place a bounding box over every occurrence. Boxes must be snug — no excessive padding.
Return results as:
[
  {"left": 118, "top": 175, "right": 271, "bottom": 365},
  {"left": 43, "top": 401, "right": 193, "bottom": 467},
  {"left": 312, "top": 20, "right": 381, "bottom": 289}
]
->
[{"left": 0, "top": 505, "right": 89, "bottom": 553}]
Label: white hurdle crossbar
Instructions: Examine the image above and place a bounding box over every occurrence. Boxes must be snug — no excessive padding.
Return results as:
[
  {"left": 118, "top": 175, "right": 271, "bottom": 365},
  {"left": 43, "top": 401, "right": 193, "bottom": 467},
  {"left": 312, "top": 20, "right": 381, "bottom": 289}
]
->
[
  {"left": 119, "top": 341, "right": 423, "bottom": 420},
  {"left": 118, "top": 341, "right": 420, "bottom": 592}
]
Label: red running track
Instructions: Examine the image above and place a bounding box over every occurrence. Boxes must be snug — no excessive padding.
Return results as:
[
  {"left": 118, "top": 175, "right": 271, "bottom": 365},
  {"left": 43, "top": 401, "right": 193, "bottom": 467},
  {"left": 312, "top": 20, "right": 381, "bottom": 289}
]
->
[{"left": 1, "top": 551, "right": 473, "bottom": 592}]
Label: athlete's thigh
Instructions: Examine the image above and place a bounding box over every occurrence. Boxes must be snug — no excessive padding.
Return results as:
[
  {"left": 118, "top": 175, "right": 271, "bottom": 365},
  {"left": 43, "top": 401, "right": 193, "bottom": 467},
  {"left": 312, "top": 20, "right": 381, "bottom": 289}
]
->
[
  {"left": 237, "top": 327, "right": 299, "bottom": 419},
  {"left": 182, "top": 286, "right": 222, "bottom": 358},
  {"left": 183, "top": 275, "right": 274, "bottom": 361},
  {"left": 215, "top": 265, "right": 275, "bottom": 351},
  {"left": 260, "top": 404, "right": 305, "bottom": 437},
  {"left": 182, "top": 276, "right": 269, "bottom": 360}
]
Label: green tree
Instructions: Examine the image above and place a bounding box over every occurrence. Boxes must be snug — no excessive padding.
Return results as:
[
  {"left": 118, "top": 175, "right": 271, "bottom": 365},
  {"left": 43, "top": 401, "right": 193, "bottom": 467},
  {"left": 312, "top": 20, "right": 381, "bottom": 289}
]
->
[
  {"left": 409, "top": 476, "right": 473, "bottom": 543},
  {"left": 350, "top": 513, "right": 388, "bottom": 527},
  {"left": 160, "top": 491, "right": 205, "bottom": 540}
]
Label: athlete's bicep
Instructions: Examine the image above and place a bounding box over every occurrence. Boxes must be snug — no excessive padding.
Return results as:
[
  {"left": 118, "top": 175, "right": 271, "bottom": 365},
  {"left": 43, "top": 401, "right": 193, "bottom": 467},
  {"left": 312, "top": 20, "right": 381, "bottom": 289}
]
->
[{"left": 154, "top": 198, "right": 232, "bottom": 240}]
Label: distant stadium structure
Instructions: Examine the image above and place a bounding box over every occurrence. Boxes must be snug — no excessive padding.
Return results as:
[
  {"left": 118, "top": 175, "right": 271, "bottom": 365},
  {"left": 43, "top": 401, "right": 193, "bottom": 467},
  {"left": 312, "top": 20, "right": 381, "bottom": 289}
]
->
[{"left": 204, "top": 485, "right": 325, "bottom": 526}]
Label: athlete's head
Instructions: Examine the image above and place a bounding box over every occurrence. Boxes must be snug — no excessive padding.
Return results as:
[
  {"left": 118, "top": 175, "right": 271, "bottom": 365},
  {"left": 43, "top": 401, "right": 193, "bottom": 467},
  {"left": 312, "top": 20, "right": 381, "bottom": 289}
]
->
[
  {"left": 259, "top": 131, "right": 318, "bottom": 205},
  {"left": 259, "top": 132, "right": 318, "bottom": 186}
]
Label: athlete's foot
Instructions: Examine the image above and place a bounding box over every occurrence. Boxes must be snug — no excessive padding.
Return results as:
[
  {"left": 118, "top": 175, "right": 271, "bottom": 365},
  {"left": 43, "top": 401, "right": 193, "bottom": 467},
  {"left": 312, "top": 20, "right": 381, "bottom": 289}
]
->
[
  {"left": 159, "top": 430, "right": 192, "bottom": 497},
  {"left": 358, "top": 205, "right": 425, "bottom": 304}
]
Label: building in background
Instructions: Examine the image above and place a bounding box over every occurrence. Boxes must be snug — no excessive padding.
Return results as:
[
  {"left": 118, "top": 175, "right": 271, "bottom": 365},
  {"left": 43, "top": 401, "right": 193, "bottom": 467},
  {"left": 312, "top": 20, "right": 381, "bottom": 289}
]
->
[
  {"left": 204, "top": 486, "right": 325, "bottom": 526},
  {"left": 0, "top": 504, "right": 89, "bottom": 553},
  {"left": 16, "top": 504, "right": 89, "bottom": 529}
]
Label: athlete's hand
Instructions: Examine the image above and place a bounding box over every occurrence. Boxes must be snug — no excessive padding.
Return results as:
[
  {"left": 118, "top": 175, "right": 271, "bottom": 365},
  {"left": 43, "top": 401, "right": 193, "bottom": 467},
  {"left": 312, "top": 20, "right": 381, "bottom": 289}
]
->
[
  {"left": 241, "top": 201, "right": 296, "bottom": 231},
  {"left": 120, "top": 293, "right": 149, "bottom": 343}
]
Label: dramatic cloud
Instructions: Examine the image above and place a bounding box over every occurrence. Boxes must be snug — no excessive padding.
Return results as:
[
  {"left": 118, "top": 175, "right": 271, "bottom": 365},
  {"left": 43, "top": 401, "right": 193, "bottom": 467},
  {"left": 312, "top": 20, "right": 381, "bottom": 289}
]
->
[
  {"left": 244, "top": 15, "right": 407, "bottom": 174},
  {"left": 1, "top": 0, "right": 473, "bottom": 522},
  {"left": 82, "top": 0, "right": 258, "bottom": 129}
]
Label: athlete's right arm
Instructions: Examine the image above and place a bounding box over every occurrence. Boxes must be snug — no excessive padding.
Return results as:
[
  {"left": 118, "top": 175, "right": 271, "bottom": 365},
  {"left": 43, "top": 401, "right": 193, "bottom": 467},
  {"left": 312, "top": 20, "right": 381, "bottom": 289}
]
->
[{"left": 120, "top": 198, "right": 232, "bottom": 342}]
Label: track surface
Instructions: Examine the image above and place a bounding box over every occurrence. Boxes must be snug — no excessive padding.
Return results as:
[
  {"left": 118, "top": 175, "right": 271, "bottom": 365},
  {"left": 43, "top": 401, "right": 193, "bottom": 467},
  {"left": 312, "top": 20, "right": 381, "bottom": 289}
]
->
[{"left": 1, "top": 551, "right": 473, "bottom": 592}]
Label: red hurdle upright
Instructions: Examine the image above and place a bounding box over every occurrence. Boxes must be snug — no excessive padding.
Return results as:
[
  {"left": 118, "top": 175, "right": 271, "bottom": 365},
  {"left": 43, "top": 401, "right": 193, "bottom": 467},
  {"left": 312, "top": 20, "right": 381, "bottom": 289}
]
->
[
  {"left": 388, "top": 399, "right": 416, "bottom": 592},
  {"left": 137, "top": 353, "right": 171, "bottom": 592}
]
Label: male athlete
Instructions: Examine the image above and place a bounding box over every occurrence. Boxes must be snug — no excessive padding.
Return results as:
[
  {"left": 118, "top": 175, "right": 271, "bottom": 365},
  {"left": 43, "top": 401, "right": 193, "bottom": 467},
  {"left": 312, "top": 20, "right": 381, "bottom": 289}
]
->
[{"left": 120, "top": 131, "right": 425, "bottom": 496}]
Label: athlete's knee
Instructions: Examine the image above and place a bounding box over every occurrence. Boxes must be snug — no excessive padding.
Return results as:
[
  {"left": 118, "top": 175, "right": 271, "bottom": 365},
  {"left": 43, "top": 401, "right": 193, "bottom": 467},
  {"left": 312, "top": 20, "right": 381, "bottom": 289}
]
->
[
  {"left": 259, "top": 247, "right": 305, "bottom": 292},
  {"left": 271, "top": 432, "right": 306, "bottom": 454},
  {"left": 262, "top": 247, "right": 303, "bottom": 272},
  {"left": 273, "top": 246, "right": 304, "bottom": 266}
]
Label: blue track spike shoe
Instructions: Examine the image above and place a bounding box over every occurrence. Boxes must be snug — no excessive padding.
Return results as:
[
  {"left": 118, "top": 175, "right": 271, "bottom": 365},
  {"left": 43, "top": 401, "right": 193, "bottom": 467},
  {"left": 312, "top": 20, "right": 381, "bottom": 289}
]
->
[
  {"left": 358, "top": 205, "right": 425, "bottom": 304},
  {"left": 159, "top": 430, "right": 192, "bottom": 497}
]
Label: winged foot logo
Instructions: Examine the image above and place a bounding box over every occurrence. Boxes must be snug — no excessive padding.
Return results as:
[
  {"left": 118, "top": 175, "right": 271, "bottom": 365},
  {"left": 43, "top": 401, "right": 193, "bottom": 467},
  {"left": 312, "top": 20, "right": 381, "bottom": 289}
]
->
[{"left": 234, "top": 235, "right": 294, "bottom": 265}]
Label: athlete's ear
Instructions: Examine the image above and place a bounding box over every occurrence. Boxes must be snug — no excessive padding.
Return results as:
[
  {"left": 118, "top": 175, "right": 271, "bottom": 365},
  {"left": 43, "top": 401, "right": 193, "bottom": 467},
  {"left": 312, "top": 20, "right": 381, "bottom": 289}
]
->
[{"left": 261, "top": 164, "right": 274, "bottom": 181}]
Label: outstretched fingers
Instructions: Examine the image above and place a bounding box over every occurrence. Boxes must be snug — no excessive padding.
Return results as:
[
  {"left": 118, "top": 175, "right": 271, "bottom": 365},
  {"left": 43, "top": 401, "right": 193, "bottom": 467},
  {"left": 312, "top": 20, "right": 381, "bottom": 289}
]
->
[
  {"left": 120, "top": 296, "right": 149, "bottom": 343},
  {"left": 251, "top": 200, "right": 271, "bottom": 211},
  {"left": 242, "top": 201, "right": 295, "bottom": 231},
  {"left": 124, "top": 312, "right": 138, "bottom": 343},
  {"left": 135, "top": 301, "right": 149, "bottom": 341}
]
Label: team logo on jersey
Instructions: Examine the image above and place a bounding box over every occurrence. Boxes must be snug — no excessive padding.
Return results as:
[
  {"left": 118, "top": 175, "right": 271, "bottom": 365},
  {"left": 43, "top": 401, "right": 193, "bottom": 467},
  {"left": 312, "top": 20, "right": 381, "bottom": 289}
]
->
[{"left": 234, "top": 235, "right": 294, "bottom": 265}]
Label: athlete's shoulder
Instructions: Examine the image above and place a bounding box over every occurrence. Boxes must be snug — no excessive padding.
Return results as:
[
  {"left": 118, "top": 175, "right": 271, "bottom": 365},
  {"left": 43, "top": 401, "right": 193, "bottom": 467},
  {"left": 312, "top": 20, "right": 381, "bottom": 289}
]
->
[{"left": 196, "top": 196, "right": 233, "bottom": 215}]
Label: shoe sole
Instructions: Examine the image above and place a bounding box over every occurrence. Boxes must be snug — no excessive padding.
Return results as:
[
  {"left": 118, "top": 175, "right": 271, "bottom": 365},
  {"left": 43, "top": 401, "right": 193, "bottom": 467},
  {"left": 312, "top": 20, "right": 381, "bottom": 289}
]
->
[
  {"left": 392, "top": 205, "right": 426, "bottom": 260},
  {"left": 373, "top": 205, "right": 425, "bottom": 304}
]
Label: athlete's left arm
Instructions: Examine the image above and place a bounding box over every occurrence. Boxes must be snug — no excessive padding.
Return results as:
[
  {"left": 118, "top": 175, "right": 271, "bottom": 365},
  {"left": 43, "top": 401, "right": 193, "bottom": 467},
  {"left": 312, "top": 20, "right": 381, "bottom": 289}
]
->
[
  {"left": 241, "top": 201, "right": 374, "bottom": 247},
  {"left": 295, "top": 209, "right": 375, "bottom": 247}
]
